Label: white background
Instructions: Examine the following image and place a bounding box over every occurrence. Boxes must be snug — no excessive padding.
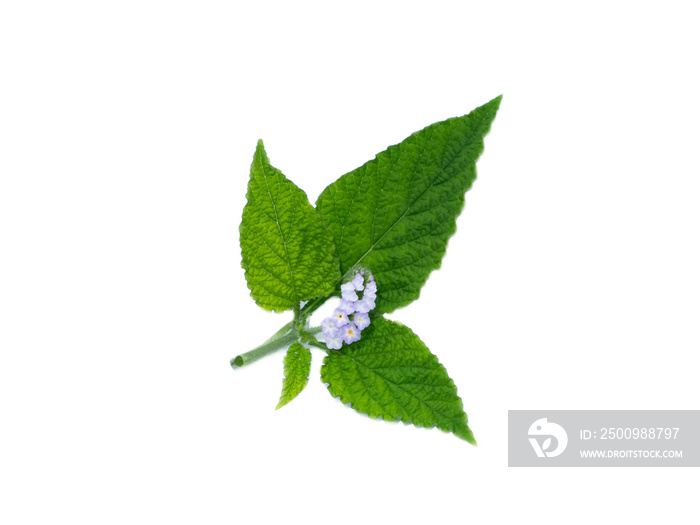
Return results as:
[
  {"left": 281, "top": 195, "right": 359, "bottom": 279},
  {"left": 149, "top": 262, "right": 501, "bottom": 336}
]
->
[{"left": 1, "top": 1, "right": 698, "bottom": 523}]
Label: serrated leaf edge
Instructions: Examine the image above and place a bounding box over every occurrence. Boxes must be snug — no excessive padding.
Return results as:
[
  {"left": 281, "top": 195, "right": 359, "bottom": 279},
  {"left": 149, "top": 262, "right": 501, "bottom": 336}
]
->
[
  {"left": 276, "top": 342, "right": 312, "bottom": 410},
  {"left": 320, "top": 320, "right": 476, "bottom": 444},
  {"left": 240, "top": 139, "right": 341, "bottom": 312}
]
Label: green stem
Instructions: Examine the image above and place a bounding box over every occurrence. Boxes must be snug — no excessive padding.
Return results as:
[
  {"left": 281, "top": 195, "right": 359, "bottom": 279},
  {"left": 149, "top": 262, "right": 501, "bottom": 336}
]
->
[
  {"left": 233, "top": 276, "right": 356, "bottom": 366},
  {"left": 299, "top": 295, "right": 333, "bottom": 323},
  {"left": 230, "top": 323, "right": 327, "bottom": 369},
  {"left": 299, "top": 326, "right": 327, "bottom": 351},
  {"left": 306, "top": 339, "right": 329, "bottom": 351},
  {"left": 231, "top": 321, "right": 295, "bottom": 368},
  {"left": 263, "top": 320, "right": 296, "bottom": 345}
]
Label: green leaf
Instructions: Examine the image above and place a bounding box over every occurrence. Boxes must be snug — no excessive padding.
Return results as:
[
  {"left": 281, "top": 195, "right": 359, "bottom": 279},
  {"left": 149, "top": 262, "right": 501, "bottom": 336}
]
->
[
  {"left": 320, "top": 317, "right": 475, "bottom": 444},
  {"left": 240, "top": 140, "right": 341, "bottom": 312},
  {"left": 316, "top": 96, "right": 501, "bottom": 314},
  {"left": 276, "top": 342, "right": 312, "bottom": 410}
]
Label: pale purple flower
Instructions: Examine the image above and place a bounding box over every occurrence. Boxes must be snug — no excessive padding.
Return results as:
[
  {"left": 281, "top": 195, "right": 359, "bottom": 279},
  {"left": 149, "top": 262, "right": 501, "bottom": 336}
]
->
[
  {"left": 340, "top": 282, "right": 358, "bottom": 301},
  {"left": 341, "top": 288, "right": 358, "bottom": 302},
  {"left": 354, "top": 297, "right": 375, "bottom": 313},
  {"left": 325, "top": 335, "right": 343, "bottom": 350},
  {"left": 352, "top": 272, "right": 364, "bottom": 291},
  {"left": 363, "top": 278, "right": 377, "bottom": 301},
  {"left": 354, "top": 311, "right": 370, "bottom": 330},
  {"left": 365, "top": 279, "right": 377, "bottom": 295},
  {"left": 341, "top": 323, "right": 361, "bottom": 344},
  {"left": 319, "top": 270, "right": 377, "bottom": 350},
  {"left": 322, "top": 318, "right": 341, "bottom": 338},
  {"left": 337, "top": 299, "right": 356, "bottom": 314},
  {"left": 331, "top": 309, "right": 349, "bottom": 327}
]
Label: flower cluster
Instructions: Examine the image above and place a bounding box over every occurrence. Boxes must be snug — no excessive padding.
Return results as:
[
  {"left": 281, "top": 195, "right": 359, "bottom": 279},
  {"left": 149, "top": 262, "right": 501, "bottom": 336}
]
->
[{"left": 321, "top": 271, "right": 377, "bottom": 350}]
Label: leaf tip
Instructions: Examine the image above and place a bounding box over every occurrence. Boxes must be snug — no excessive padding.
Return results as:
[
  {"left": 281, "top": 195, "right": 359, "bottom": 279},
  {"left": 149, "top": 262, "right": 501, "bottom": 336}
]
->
[
  {"left": 254, "top": 139, "right": 267, "bottom": 160},
  {"left": 459, "top": 425, "right": 477, "bottom": 445},
  {"left": 483, "top": 94, "right": 503, "bottom": 114}
]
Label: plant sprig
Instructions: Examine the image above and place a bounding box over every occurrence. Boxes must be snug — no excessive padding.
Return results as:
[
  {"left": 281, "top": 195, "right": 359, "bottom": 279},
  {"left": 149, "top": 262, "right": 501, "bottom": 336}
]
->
[{"left": 232, "top": 96, "right": 502, "bottom": 444}]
